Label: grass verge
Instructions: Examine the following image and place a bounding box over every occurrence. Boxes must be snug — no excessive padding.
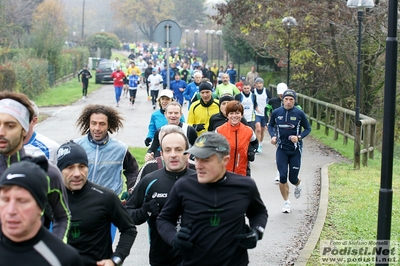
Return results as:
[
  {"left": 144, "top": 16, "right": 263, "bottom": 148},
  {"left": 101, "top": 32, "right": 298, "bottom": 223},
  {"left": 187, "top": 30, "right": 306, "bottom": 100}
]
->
[
  {"left": 307, "top": 124, "right": 399, "bottom": 265},
  {"left": 33, "top": 78, "right": 103, "bottom": 107},
  {"left": 33, "top": 51, "right": 127, "bottom": 107}
]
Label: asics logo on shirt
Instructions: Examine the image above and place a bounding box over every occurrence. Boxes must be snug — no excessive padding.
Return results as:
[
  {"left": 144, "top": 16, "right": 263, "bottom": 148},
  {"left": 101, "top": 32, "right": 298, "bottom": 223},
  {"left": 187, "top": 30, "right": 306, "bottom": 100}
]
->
[{"left": 152, "top": 192, "right": 168, "bottom": 198}]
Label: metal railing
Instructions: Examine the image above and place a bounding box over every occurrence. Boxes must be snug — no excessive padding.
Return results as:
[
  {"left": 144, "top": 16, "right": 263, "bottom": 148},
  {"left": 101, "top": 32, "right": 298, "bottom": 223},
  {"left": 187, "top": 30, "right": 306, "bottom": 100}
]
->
[{"left": 269, "top": 84, "right": 376, "bottom": 168}]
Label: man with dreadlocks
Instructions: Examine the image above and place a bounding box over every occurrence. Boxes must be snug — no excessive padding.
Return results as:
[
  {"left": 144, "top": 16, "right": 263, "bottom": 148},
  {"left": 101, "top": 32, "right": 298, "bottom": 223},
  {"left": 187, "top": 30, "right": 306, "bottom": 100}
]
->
[{"left": 75, "top": 104, "right": 139, "bottom": 200}]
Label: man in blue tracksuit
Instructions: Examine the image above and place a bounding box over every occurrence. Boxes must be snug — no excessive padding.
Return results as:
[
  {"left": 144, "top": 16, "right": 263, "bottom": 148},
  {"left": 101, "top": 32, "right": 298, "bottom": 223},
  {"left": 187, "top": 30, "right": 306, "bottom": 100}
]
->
[
  {"left": 267, "top": 89, "right": 311, "bottom": 214},
  {"left": 170, "top": 73, "right": 187, "bottom": 105}
]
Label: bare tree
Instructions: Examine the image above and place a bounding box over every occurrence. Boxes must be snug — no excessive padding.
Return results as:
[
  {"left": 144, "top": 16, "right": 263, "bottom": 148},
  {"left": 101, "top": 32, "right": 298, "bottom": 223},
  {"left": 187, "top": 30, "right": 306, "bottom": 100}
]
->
[
  {"left": 0, "top": 0, "right": 43, "bottom": 47},
  {"left": 112, "top": 0, "right": 174, "bottom": 42}
]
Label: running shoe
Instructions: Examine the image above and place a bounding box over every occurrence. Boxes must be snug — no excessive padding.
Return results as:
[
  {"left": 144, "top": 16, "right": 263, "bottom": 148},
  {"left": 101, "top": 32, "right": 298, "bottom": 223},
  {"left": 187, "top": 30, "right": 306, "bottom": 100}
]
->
[
  {"left": 282, "top": 201, "right": 291, "bottom": 213},
  {"left": 256, "top": 144, "right": 262, "bottom": 154},
  {"left": 294, "top": 184, "right": 302, "bottom": 199},
  {"left": 275, "top": 171, "right": 280, "bottom": 183}
]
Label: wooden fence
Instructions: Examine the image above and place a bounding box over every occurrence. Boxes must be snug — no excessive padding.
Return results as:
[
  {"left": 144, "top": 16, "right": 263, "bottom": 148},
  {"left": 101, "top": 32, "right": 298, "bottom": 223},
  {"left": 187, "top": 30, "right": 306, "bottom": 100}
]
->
[{"left": 268, "top": 85, "right": 376, "bottom": 168}]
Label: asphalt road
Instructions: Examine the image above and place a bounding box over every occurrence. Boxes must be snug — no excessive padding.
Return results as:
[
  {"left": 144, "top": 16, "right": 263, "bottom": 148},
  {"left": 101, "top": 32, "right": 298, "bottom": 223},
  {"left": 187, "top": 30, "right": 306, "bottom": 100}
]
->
[{"left": 36, "top": 83, "right": 344, "bottom": 265}]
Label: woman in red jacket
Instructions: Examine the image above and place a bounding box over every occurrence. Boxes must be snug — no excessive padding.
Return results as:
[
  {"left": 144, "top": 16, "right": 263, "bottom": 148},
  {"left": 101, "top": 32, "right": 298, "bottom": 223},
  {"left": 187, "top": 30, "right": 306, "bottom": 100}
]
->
[{"left": 216, "top": 101, "right": 258, "bottom": 176}]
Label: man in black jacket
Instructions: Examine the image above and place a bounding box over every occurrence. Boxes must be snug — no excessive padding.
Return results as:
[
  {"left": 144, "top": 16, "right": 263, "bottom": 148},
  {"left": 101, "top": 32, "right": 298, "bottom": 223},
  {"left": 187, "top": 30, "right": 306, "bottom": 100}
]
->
[
  {"left": 77, "top": 64, "right": 92, "bottom": 100},
  {"left": 126, "top": 128, "right": 195, "bottom": 266},
  {"left": 145, "top": 62, "right": 155, "bottom": 100},
  {"left": 57, "top": 141, "right": 136, "bottom": 266},
  {"left": 157, "top": 132, "right": 268, "bottom": 266}
]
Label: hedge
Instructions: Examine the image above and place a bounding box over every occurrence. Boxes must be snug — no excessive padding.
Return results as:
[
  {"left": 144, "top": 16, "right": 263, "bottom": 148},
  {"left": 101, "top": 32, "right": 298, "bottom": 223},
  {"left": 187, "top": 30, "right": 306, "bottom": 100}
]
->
[{"left": 0, "top": 47, "right": 90, "bottom": 97}]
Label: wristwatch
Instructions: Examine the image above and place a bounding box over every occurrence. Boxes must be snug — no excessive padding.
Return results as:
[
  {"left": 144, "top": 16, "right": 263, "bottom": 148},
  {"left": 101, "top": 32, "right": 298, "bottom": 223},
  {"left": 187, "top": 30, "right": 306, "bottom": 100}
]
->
[
  {"left": 255, "top": 226, "right": 265, "bottom": 240},
  {"left": 111, "top": 256, "right": 122, "bottom": 266},
  {"left": 297, "top": 135, "right": 302, "bottom": 141}
]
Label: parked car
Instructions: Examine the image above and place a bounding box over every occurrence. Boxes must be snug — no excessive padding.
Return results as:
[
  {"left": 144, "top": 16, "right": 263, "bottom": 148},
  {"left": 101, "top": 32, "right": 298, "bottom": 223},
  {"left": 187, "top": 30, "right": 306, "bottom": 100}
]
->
[{"left": 95, "top": 61, "right": 113, "bottom": 84}]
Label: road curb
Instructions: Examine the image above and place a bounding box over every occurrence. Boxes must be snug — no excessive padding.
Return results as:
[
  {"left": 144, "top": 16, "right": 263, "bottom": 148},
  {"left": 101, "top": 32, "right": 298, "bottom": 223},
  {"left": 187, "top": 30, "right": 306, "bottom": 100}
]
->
[{"left": 295, "top": 163, "right": 332, "bottom": 265}]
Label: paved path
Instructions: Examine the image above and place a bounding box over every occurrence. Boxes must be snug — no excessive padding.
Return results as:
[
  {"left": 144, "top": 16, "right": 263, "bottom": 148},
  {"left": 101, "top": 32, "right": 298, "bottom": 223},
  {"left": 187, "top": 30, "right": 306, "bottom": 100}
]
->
[{"left": 36, "top": 84, "right": 344, "bottom": 265}]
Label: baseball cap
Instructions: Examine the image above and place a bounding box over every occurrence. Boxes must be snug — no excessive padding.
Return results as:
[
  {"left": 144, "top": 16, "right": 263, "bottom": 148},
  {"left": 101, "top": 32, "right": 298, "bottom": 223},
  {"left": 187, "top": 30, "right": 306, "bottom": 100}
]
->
[
  {"left": 282, "top": 89, "right": 297, "bottom": 100},
  {"left": 184, "top": 132, "right": 230, "bottom": 159},
  {"left": 0, "top": 160, "right": 48, "bottom": 210},
  {"left": 219, "top": 94, "right": 234, "bottom": 103},
  {"left": 240, "top": 76, "right": 246, "bottom": 81},
  {"left": 277, "top": 83, "right": 288, "bottom": 95},
  {"left": 152, "top": 68, "right": 157, "bottom": 72},
  {"left": 158, "top": 89, "right": 174, "bottom": 99}
]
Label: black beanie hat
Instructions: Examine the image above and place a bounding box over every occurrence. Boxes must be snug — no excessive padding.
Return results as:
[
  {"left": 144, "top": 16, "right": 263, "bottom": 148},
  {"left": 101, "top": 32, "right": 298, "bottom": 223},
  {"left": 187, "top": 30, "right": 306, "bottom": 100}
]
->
[
  {"left": 0, "top": 161, "right": 48, "bottom": 210},
  {"left": 282, "top": 89, "right": 297, "bottom": 101},
  {"left": 199, "top": 82, "right": 213, "bottom": 92},
  {"left": 57, "top": 141, "right": 88, "bottom": 171}
]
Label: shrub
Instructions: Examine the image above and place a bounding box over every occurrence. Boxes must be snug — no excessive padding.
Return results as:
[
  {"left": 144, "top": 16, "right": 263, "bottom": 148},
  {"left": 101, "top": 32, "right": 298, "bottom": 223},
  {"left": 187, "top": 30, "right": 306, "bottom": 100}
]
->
[
  {"left": 86, "top": 32, "right": 120, "bottom": 59},
  {"left": 5, "top": 58, "right": 49, "bottom": 98},
  {"left": 49, "top": 47, "right": 90, "bottom": 84},
  {"left": 0, "top": 65, "right": 16, "bottom": 91}
]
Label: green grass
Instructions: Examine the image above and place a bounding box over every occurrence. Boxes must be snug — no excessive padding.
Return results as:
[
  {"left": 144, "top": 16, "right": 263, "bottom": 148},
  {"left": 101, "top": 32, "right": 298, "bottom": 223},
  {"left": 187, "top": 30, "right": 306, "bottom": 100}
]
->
[
  {"left": 33, "top": 78, "right": 103, "bottom": 107},
  {"left": 128, "top": 147, "right": 148, "bottom": 168},
  {"left": 307, "top": 125, "right": 399, "bottom": 265}
]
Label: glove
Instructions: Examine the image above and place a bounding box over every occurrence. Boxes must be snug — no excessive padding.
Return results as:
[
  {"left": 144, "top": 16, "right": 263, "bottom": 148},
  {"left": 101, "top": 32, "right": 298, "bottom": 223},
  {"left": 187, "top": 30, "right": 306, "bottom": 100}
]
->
[
  {"left": 234, "top": 225, "right": 259, "bottom": 249},
  {"left": 141, "top": 194, "right": 159, "bottom": 217},
  {"left": 172, "top": 224, "right": 193, "bottom": 250},
  {"left": 247, "top": 151, "right": 255, "bottom": 162},
  {"left": 120, "top": 191, "right": 129, "bottom": 201},
  {"left": 144, "top": 137, "right": 152, "bottom": 147},
  {"left": 193, "top": 124, "right": 205, "bottom": 132}
]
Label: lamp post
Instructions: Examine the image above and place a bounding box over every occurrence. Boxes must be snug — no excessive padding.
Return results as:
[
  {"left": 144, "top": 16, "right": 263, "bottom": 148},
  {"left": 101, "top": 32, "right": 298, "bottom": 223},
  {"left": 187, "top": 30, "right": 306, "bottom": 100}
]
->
[
  {"left": 216, "top": 30, "right": 222, "bottom": 67},
  {"left": 347, "top": 0, "right": 374, "bottom": 124},
  {"left": 205, "top": 30, "right": 209, "bottom": 56},
  {"left": 282, "top": 16, "right": 297, "bottom": 87},
  {"left": 185, "top": 29, "right": 190, "bottom": 46},
  {"left": 209, "top": 30, "right": 215, "bottom": 64},
  {"left": 194, "top": 29, "right": 199, "bottom": 49},
  {"left": 81, "top": 0, "right": 85, "bottom": 40},
  {"left": 375, "top": 0, "right": 397, "bottom": 264}
]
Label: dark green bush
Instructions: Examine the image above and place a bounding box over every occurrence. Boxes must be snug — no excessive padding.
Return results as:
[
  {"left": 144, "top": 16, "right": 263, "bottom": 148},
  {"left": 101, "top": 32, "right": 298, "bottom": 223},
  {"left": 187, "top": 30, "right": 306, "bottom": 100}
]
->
[
  {"left": 6, "top": 58, "right": 49, "bottom": 98},
  {"left": 86, "top": 32, "right": 120, "bottom": 59},
  {"left": 0, "top": 65, "right": 17, "bottom": 91},
  {"left": 0, "top": 47, "right": 90, "bottom": 95},
  {"left": 51, "top": 47, "right": 90, "bottom": 81}
]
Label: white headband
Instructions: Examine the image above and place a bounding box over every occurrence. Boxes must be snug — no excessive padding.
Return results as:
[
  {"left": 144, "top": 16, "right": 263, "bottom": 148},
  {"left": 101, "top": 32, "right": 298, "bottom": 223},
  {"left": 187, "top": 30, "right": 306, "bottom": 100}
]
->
[{"left": 0, "top": 99, "right": 30, "bottom": 132}]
